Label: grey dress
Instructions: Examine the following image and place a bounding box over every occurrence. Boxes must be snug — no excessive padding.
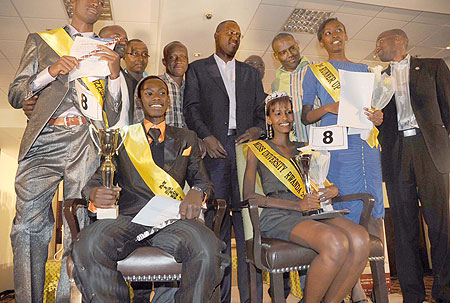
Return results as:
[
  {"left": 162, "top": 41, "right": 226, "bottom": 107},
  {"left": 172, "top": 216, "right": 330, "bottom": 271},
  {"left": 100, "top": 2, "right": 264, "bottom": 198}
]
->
[{"left": 258, "top": 140, "right": 341, "bottom": 241}]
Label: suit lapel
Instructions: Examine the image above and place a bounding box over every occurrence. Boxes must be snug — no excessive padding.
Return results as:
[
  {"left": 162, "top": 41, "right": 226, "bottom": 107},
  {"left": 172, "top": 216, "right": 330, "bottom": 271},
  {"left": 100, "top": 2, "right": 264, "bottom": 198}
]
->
[
  {"left": 235, "top": 61, "right": 243, "bottom": 128},
  {"left": 205, "top": 55, "right": 228, "bottom": 96},
  {"left": 409, "top": 57, "right": 420, "bottom": 100},
  {"left": 163, "top": 126, "right": 183, "bottom": 172}
]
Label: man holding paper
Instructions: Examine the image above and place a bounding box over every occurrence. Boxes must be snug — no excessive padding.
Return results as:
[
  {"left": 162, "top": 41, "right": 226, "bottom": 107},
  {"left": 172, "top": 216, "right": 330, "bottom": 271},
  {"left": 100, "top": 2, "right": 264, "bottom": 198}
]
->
[
  {"left": 71, "top": 75, "right": 226, "bottom": 303},
  {"left": 376, "top": 29, "right": 450, "bottom": 303},
  {"left": 8, "top": 0, "right": 121, "bottom": 302}
]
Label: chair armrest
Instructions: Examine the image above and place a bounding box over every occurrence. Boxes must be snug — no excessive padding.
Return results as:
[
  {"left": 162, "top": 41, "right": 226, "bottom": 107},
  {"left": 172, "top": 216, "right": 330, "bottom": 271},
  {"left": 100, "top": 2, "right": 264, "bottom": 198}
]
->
[
  {"left": 63, "top": 199, "right": 88, "bottom": 241},
  {"left": 246, "top": 199, "right": 264, "bottom": 270},
  {"left": 332, "top": 193, "right": 374, "bottom": 230},
  {"left": 212, "top": 199, "right": 227, "bottom": 237}
]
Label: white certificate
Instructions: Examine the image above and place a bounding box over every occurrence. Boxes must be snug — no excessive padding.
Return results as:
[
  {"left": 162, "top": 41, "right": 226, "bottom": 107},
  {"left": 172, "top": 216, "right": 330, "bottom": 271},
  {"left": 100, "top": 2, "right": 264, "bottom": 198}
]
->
[
  {"left": 309, "top": 125, "right": 348, "bottom": 151},
  {"left": 69, "top": 36, "right": 115, "bottom": 81},
  {"left": 337, "top": 70, "right": 374, "bottom": 130}
]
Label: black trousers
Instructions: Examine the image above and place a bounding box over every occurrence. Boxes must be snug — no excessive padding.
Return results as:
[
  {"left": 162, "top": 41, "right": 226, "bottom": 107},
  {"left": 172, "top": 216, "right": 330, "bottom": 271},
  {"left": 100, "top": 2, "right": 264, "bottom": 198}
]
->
[
  {"left": 205, "top": 134, "right": 261, "bottom": 303},
  {"left": 384, "top": 133, "right": 450, "bottom": 302},
  {"left": 71, "top": 216, "right": 228, "bottom": 303}
]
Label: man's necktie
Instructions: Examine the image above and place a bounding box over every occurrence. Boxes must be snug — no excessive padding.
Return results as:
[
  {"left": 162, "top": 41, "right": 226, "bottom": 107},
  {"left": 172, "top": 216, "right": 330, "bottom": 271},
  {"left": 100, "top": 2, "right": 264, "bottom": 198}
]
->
[
  {"left": 148, "top": 128, "right": 161, "bottom": 144},
  {"left": 148, "top": 128, "right": 164, "bottom": 168}
]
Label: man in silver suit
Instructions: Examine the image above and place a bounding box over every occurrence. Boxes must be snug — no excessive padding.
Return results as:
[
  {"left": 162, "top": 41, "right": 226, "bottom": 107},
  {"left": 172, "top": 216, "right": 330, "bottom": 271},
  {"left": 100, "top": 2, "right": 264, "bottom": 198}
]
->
[{"left": 8, "top": 0, "right": 121, "bottom": 302}]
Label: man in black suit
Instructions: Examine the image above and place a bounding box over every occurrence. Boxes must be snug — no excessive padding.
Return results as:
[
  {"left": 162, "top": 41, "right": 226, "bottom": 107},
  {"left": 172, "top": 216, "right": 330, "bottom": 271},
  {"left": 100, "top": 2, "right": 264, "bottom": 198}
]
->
[
  {"left": 183, "top": 20, "right": 266, "bottom": 303},
  {"left": 375, "top": 29, "right": 450, "bottom": 303},
  {"left": 71, "top": 76, "right": 227, "bottom": 303}
]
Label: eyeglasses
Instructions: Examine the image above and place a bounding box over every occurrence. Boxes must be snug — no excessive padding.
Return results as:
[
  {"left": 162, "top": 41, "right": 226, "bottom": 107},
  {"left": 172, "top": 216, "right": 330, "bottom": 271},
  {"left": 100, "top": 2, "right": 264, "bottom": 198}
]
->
[
  {"left": 126, "top": 51, "right": 150, "bottom": 58},
  {"left": 376, "top": 35, "right": 398, "bottom": 47},
  {"left": 246, "top": 61, "right": 264, "bottom": 68},
  {"left": 223, "top": 30, "right": 241, "bottom": 39}
]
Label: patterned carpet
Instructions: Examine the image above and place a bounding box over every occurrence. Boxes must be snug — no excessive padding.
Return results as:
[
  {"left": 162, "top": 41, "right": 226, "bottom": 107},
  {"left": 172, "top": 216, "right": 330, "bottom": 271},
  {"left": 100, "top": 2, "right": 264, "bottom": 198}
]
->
[{"left": 0, "top": 275, "right": 436, "bottom": 302}]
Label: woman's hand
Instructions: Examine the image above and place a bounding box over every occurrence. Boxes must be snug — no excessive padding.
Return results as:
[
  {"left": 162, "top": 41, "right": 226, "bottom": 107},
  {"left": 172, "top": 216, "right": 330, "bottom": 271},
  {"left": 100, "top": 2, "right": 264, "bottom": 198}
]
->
[
  {"left": 319, "top": 185, "right": 339, "bottom": 202},
  {"left": 364, "top": 107, "right": 383, "bottom": 126},
  {"left": 298, "top": 192, "right": 321, "bottom": 211},
  {"left": 325, "top": 102, "right": 339, "bottom": 114},
  {"left": 247, "top": 193, "right": 268, "bottom": 207}
]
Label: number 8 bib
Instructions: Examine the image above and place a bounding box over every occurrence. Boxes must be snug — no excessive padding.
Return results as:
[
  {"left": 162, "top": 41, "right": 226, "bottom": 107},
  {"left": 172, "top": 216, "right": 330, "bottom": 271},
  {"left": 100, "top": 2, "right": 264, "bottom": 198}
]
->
[{"left": 310, "top": 125, "right": 348, "bottom": 150}]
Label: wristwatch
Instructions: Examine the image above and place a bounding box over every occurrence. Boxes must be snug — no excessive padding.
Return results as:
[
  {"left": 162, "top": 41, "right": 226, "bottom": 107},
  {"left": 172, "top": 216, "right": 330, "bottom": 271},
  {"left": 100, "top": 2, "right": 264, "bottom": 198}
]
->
[{"left": 191, "top": 186, "right": 207, "bottom": 209}]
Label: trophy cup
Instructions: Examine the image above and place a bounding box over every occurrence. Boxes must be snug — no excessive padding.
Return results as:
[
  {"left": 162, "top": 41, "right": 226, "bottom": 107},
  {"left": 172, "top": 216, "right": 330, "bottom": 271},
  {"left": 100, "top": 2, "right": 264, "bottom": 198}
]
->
[
  {"left": 89, "top": 125, "right": 128, "bottom": 219},
  {"left": 293, "top": 153, "right": 324, "bottom": 216}
]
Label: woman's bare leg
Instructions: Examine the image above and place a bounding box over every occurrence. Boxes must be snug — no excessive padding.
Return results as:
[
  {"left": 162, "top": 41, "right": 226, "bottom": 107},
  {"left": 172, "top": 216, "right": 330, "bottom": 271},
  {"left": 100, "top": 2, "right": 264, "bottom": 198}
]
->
[
  {"left": 352, "top": 279, "right": 368, "bottom": 302},
  {"left": 321, "top": 217, "right": 370, "bottom": 302},
  {"left": 289, "top": 220, "right": 350, "bottom": 303}
]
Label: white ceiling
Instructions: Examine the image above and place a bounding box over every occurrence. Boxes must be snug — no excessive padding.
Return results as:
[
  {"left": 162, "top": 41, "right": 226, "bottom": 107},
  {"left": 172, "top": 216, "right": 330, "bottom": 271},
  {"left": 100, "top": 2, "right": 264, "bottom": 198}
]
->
[{"left": 0, "top": 0, "right": 449, "bottom": 157}]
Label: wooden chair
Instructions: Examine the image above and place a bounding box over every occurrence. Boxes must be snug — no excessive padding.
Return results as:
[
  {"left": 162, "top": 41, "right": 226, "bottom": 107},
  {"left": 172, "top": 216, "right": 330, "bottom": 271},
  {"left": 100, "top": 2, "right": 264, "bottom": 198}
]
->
[
  {"left": 233, "top": 143, "right": 388, "bottom": 303},
  {"left": 64, "top": 198, "right": 227, "bottom": 302},
  {"left": 244, "top": 194, "right": 388, "bottom": 303}
]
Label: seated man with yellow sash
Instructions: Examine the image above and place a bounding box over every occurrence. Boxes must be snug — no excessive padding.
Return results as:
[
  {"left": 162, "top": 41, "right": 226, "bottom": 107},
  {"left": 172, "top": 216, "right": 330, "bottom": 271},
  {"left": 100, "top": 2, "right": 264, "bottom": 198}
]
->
[
  {"left": 70, "top": 76, "right": 227, "bottom": 303},
  {"left": 243, "top": 91, "right": 370, "bottom": 302}
]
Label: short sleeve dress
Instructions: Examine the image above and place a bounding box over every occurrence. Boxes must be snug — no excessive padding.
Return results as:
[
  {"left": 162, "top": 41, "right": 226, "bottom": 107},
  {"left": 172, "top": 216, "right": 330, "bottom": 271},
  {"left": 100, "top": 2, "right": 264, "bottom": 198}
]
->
[{"left": 302, "top": 60, "right": 385, "bottom": 224}]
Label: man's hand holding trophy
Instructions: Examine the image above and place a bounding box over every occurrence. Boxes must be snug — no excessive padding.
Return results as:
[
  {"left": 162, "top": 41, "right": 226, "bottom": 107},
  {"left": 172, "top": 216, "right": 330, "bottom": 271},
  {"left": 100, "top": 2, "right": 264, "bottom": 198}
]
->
[{"left": 89, "top": 125, "right": 128, "bottom": 219}]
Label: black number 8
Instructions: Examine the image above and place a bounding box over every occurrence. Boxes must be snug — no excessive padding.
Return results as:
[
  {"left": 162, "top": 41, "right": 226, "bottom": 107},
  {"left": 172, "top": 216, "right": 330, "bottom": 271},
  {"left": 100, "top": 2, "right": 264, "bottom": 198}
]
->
[
  {"left": 81, "top": 94, "right": 88, "bottom": 110},
  {"left": 323, "top": 130, "right": 333, "bottom": 144}
]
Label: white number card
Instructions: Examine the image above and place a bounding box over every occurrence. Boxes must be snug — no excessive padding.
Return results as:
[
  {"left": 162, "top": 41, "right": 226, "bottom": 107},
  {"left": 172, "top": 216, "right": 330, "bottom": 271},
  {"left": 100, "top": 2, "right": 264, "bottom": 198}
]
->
[
  {"left": 75, "top": 80, "right": 103, "bottom": 121},
  {"left": 309, "top": 125, "right": 348, "bottom": 150}
]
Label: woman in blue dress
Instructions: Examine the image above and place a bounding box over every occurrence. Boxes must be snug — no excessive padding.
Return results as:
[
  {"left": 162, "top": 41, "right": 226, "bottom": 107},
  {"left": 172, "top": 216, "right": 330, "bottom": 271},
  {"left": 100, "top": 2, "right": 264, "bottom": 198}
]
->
[{"left": 301, "top": 18, "right": 385, "bottom": 302}]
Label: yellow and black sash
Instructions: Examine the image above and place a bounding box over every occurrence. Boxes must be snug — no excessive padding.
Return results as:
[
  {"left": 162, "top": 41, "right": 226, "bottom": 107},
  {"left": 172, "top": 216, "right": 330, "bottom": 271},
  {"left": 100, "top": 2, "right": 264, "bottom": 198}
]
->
[
  {"left": 309, "top": 61, "right": 379, "bottom": 148},
  {"left": 309, "top": 61, "right": 341, "bottom": 103},
  {"left": 38, "top": 28, "right": 108, "bottom": 127},
  {"left": 123, "top": 124, "right": 185, "bottom": 200},
  {"left": 246, "top": 140, "right": 306, "bottom": 199}
]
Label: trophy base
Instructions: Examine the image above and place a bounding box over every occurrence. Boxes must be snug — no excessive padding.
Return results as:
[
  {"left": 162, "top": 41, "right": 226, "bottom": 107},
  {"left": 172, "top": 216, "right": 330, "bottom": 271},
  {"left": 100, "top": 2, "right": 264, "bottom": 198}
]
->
[
  {"left": 301, "top": 208, "right": 324, "bottom": 216},
  {"left": 97, "top": 205, "right": 119, "bottom": 219}
]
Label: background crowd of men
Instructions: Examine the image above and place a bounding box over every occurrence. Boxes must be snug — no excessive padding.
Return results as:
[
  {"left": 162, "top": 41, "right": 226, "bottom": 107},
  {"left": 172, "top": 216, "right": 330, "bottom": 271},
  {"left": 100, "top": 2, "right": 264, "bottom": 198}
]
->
[{"left": 7, "top": 0, "right": 449, "bottom": 302}]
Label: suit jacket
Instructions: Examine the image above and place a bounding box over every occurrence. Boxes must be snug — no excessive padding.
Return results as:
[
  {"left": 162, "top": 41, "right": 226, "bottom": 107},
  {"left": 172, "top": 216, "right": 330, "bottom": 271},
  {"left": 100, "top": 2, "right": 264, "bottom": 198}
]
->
[
  {"left": 83, "top": 124, "right": 213, "bottom": 216},
  {"left": 122, "top": 69, "right": 138, "bottom": 124},
  {"left": 8, "top": 27, "right": 118, "bottom": 161},
  {"left": 183, "top": 55, "right": 266, "bottom": 145},
  {"left": 378, "top": 57, "right": 450, "bottom": 180}
]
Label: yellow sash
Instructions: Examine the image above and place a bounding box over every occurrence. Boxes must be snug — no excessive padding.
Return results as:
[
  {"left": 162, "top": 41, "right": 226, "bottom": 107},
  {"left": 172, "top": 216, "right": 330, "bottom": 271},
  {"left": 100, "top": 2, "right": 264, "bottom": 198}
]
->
[
  {"left": 123, "top": 124, "right": 185, "bottom": 200},
  {"left": 309, "top": 61, "right": 341, "bottom": 103},
  {"left": 38, "top": 28, "right": 108, "bottom": 127},
  {"left": 246, "top": 140, "right": 306, "bottom": 199},
  {"left": 309, "top": 61, "right": 379, "bottom": 148}
]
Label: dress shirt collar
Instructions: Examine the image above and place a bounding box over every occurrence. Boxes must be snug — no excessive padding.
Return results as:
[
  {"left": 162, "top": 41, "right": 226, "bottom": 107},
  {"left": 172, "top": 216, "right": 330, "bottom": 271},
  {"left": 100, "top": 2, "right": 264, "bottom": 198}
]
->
[
  {"left": 278, "top": 56, "right": 310, "bottom": 73},
  {"left": 213, "top": 53, "right": 236, "bottom": 69},
  {"left": 163, "top": 72, "right": 185, "bottom": 88},
  {"left": 67, "top": 24, "right": 95, "bottom": 39},
  {"left": 144, "top": 120, "right": 166, "bottom": 144},
  {"left": 391, "top": 54, "right": 410, "bottom": 68}
]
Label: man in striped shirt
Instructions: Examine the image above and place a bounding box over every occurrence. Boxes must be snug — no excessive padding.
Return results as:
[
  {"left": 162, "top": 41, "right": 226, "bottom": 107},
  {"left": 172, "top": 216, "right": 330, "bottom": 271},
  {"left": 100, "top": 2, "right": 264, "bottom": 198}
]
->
[{"left": 271, "top": 33, "right": 320, "bottom": 143}]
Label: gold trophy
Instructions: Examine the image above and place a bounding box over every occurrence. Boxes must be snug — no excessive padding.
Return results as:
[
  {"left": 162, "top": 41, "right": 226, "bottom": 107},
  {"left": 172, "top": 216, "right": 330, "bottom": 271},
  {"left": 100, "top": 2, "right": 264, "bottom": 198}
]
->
[
  {"left": 293, "top": 153, "right": 324, "bottom": 216},
  {"left": 89, "top": 125, "right": 128, "bottom": 219}
]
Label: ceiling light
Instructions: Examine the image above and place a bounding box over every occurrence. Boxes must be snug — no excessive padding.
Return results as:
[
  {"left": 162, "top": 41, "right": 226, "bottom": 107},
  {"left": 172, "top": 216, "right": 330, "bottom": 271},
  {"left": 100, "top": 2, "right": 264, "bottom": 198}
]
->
[
  {"left": 193, "top": 53, "right": 201, "bottom": 57},
  {"left": 282, "top": 8, "right": 332, "bottom": 34},
  {"left": 62, "top": 0, "right": 113, "bottom": 20},
  {"left": 446, "top": 45, "right": 450, "bottom": 50}
]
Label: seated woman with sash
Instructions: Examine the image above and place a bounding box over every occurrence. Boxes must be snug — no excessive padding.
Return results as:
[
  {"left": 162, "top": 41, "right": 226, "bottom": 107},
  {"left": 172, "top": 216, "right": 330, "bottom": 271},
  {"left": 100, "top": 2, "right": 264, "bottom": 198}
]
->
[
  {"left": 243, "top": 91, "right": 370, "bottom": 303},
  {"left": 301, "top": 18, "right": 384, "bottom": 303}
]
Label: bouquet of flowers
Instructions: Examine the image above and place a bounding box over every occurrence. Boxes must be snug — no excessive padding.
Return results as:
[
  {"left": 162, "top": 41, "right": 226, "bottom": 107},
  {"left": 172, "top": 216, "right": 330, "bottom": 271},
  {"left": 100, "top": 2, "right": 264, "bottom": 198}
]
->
[
  {"left": 359, "top": 66, "right": 395, "bottom": 142},
  {"left": 370, "top": 65, "right": 395, "bottom": 110}
]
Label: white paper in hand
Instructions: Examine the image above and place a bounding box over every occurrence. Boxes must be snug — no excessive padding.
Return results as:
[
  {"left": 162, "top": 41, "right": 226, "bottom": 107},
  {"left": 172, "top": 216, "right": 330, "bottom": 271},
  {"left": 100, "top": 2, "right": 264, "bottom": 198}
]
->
[
  {"left": 69, "top": 36, "right": 115, "bottom": 81},
  {"left": 132, "top": 195, "right": 180, "bottom": 227},
  {"left": 337, "top": 70, "right": 374, "bottom": 130}
]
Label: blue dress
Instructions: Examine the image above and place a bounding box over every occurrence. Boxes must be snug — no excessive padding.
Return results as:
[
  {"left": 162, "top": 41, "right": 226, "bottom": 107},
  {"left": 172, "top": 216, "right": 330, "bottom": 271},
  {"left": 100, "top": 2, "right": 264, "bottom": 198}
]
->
[{"left": 302, "top": 60, "right": 384, "bottom": 223}]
